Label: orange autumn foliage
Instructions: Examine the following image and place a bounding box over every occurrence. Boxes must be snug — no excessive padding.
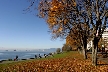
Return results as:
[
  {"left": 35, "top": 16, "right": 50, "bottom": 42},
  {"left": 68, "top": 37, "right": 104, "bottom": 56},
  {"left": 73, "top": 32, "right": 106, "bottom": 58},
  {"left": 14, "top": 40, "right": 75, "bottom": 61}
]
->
[
  {"left": 38, "top": 0, "right": 77, "bottom": 38},
  {"left": 66, "top": 27, "right": 82, "bottom": 50}
]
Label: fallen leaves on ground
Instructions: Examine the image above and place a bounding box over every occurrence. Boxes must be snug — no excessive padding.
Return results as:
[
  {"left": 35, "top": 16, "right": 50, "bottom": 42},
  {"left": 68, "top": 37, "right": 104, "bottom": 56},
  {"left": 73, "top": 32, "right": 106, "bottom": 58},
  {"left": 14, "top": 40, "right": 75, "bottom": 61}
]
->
[{"left": 0, "top": 54, "right": 108, "bottom": 72}]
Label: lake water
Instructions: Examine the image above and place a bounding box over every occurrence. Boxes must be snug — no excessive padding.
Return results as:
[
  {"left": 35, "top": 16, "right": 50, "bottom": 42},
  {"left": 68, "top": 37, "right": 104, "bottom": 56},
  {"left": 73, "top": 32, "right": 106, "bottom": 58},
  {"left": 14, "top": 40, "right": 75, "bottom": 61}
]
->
[{"left": 0, "top": 49, "right": 56, "bottom": 61}]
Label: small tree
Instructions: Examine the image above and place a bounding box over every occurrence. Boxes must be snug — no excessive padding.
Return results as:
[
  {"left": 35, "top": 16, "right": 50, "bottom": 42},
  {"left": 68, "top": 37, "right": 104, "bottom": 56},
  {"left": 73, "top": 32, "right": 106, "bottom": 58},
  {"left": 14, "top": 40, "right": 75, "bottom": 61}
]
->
[
  {"left": 66, "top": 46, "right": 72, "bottom": 52},
  {"left": 56, "top": 48, "right": 61, "bottom": 54},
  {"left": 62, "top": 44, "right": 72, "bottom": 52}
]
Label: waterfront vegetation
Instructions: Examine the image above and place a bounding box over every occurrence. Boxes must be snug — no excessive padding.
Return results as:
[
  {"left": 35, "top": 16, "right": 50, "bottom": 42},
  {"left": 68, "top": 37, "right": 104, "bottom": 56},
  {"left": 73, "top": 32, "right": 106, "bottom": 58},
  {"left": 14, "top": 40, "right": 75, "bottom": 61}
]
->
[{"left": 0, "top": 51, "right": 108, "bottom": 71}]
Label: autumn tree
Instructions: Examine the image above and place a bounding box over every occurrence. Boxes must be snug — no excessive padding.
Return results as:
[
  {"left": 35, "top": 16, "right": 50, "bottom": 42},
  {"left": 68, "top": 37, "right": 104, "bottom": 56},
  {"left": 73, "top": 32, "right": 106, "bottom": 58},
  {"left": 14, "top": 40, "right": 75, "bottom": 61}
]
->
[
  {"left": 38, "top": 0, "right": 90, "bottom": 60},
  {"left": 77, "top": 0, "right": 108, "bottom": 65},
  {"left": 66, "top": 26, "right": 82, "bottom": 50},
  {"left": 66, "top": 23, "right": 91, "bottom": 59},
  {"left": 26, "top": 0, "right": 90, "bottom": 59}
]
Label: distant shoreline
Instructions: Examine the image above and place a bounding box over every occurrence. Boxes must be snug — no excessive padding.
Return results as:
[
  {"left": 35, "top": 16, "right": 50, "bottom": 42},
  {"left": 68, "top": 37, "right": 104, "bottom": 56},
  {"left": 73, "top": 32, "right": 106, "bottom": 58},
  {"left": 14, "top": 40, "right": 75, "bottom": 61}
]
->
[
  {"left": 0, "top": 54, "right": 55, "bottom": 64},
  {"left": 0, "top": 49, "right": 56, "bottom": 61}
]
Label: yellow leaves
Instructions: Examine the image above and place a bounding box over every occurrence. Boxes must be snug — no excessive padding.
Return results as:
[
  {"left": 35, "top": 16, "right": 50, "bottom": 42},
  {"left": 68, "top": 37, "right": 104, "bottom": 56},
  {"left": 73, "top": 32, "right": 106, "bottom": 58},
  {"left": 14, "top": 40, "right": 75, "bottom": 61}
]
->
[
  {"left": 64, "top": 19, "right": 68, "bottom": 24},
  {"left": 48, "top": 11, "right": 56, "bottom": 17},
  {"left": 73, "top": 2, "right": 76, "bottom": 6},
  {"left": 66, "top": 35, "right": 73, "bottom": 47},
  {"left": 54, "top": 6, "right": 58, "bottom": 8},
  {"left": 47, "top": 17, "right": 57, "bottom": 25},
  {"left": 66, "top": 27, "right": 82, "bottom": 49},
  {"left": 50, "top": 0, "right": 66, "bottom": 12},
  {"left": 58, "top": 27, "right": 63, "bottom": 32},
  {"left": 52, "top": 27, "right": 62, "bottom": 34},
  {"left": 52, "top": 30, "right": 57, "bottom": 34},
  {"left": 50, "top": 7, "right": 53, "bottom": 10},
  {"left": 39, "top": 12, "right": 45, "bottom": 18},
  {"left": 38, "top": 0, "right": 78, "bottom": 37}
]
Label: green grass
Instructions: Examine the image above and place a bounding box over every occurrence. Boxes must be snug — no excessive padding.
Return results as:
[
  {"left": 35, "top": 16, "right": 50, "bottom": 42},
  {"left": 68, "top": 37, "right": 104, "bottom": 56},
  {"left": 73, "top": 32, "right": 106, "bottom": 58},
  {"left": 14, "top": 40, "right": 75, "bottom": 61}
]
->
[
  {"left": 0, "top": 51, "right": 81, "bottom": 70},
  {"left": 53, "top": 52, "right": 69, "bottom": 58},
  {"left": 53, "top": 51, "right": 77, "bottom": 58}
]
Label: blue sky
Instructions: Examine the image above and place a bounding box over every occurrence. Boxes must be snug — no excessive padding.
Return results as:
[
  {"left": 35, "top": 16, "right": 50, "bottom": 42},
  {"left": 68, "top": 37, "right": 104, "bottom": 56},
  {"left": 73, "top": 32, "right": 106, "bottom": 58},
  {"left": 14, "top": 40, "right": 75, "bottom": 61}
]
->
[{"left": 0, "top": 0, "right": 65, "bottom": 50}]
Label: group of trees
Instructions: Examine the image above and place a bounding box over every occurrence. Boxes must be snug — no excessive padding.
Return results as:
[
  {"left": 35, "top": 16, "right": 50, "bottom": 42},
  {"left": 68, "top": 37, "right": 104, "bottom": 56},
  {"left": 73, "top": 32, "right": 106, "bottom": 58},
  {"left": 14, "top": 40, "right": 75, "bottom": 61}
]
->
[
  {"left": 56, "top": 44, "right": 72, "bottom": 54},
  {"left": 27, "top": 0, "right": 108, "bottom": 66},
  {"left": 62, "top": 44, "right": 72, "bottom": 52}
]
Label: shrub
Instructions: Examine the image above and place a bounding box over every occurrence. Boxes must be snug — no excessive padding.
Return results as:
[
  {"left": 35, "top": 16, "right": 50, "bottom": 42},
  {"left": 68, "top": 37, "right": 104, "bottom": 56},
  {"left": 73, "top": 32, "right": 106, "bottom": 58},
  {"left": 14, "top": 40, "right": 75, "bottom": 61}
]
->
[
  {"left": 21, "top": 59, "right": 27, "bottom": 60},
  {"left": 56, "top": 48, "right": 61, "bottom": 54},
  {"left": 8, "top": 59, "right": 12, "bottom": 61}
]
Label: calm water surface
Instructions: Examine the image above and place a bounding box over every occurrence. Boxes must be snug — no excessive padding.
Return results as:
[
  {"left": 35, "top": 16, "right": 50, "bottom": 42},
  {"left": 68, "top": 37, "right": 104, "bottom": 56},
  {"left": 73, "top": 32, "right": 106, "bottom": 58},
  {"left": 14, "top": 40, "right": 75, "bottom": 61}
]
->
[{"left": 0, "top": 49, "right": 55, "bottom": 61}]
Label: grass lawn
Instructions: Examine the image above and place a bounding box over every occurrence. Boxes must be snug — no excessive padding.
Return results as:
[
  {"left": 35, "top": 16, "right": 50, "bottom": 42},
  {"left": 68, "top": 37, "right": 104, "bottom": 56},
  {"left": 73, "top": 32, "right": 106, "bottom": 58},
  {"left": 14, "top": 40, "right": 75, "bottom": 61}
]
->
[
  {"left": 0, "top": 51, "right": 81, "bottom": 70},
  {"left": 0, "top": 51, "right": 108, "bottom": 71}
]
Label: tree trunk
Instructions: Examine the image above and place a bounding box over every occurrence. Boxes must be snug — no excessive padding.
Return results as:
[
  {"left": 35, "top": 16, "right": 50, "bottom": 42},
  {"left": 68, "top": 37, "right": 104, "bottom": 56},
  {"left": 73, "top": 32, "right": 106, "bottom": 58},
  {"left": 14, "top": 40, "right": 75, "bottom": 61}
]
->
[
  {"left": 92, "top": 37, "right": 98, "bottom": 66},
  {"left": 82, "top": 47, "right": 87, "bottom": 59},
  {"left": 81, "top": 35, "right": 87, "bottom": 59},
  {"left": 78, "top": 47, "right": 82, "bottom": 54},
  {"left": 82, "top": 39, "right": 87, "bottom": 59}
]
